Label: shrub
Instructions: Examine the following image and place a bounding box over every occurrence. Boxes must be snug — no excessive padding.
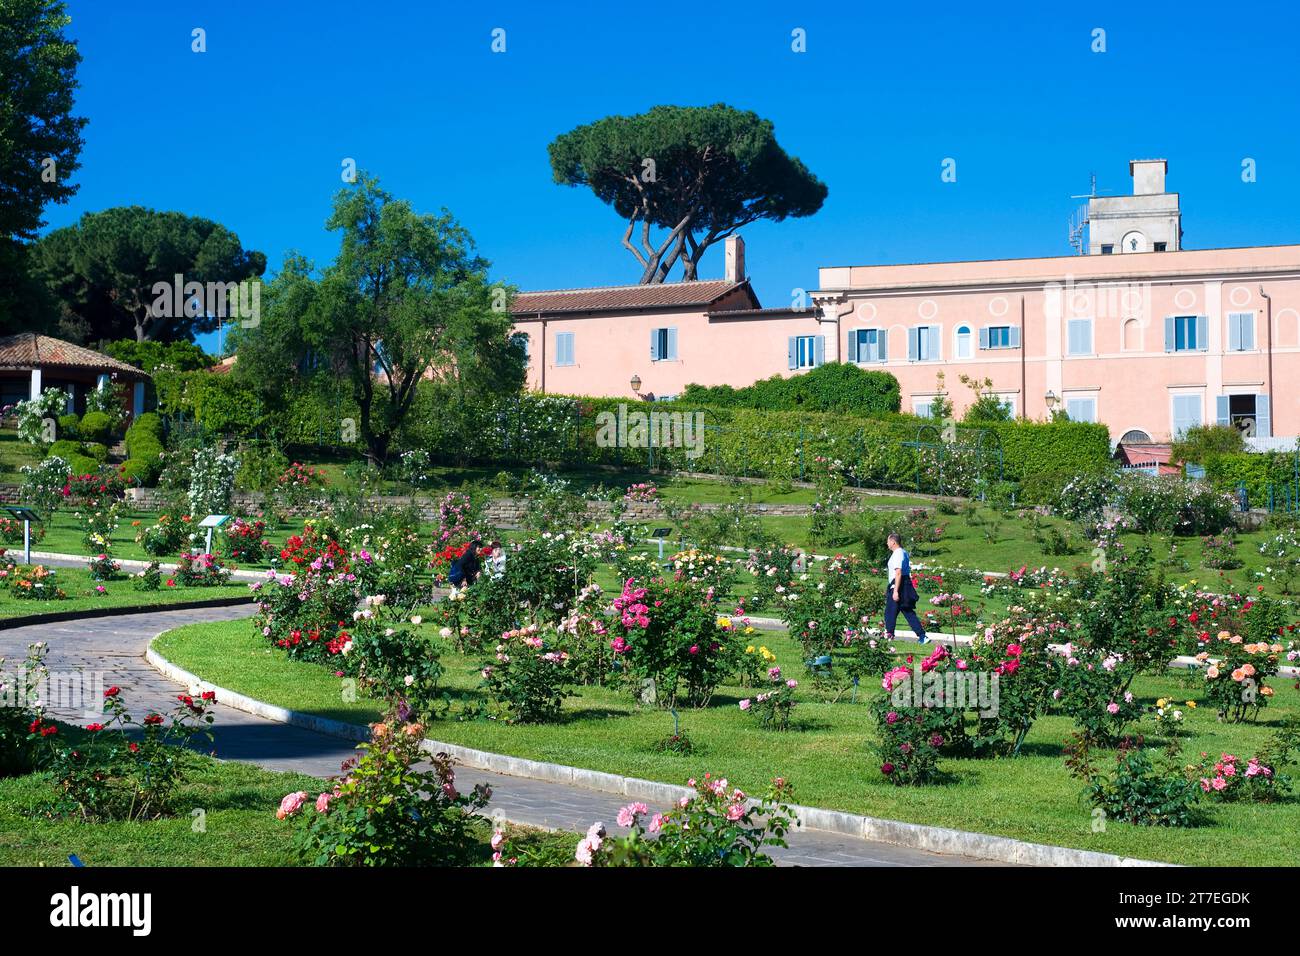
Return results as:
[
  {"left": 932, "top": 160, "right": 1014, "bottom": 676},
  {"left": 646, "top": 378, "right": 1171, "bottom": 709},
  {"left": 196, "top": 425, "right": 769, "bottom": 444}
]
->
[
  {"left": 739, "top": 666, "right": 798, "bottom": 729},
  {"left": 174, "top": 552, "right": 231, "bottom": 586},
  {"left": 872, "top": 647, "right": 965, "bottom": 785},
  {"left": 347, "top": 604, "right": 443, "bottom": 719},
  {"left": 1117, "top": 473, "right": 1234, "bottom": 536},
  {"left": 56, "top": 413, "right": 80, "bottom": 439},
  {"left": 41, "top": 686, "right": 217, "bottom": 820},
  {"left": 119, "top": 456, "right": 160, "bottom": 487},
  {"left": 576, "top": 775, "right": 797, "bottom": 867},
  {"left": 285, "top": 722, "right": 491, "bottom": 867},
  {"left": 609, "top": 572, "right": 742, "bottom": 708},
  {"left": 46, "top": 439, "right": 82, "bottom": 461},
  {"left": 1066, "top": 735, "right": 1202, "bottom": 827},
  {"left": 0, "top": 643, "right": 47, "bottom": 777},
  {"left": 125, "top": 411, "right": 165, "bottom": 449},
  {"left": 234, "top": 441, "right": 289, "bottom": 492},
  {"left": 682, "top": 362, "right": 901, "bottom": 415},
  {"left": 6, "top": 564, "right": 67, "bottom": 600},
  {"left": 1171, "top": 424, "right": 1244, "bottom": 465},
  {"left": 78, "top": 410, "right": 113, "bottom": 444},
  {"left": 1051, "top": 647, "right": 1142, "bottom": 746},
  {"left": 253, "top": 528, "right": 358, "bottom": 662},
  {"left": 135, "top": 514, "right": 195, "bottom": 556},
  {"left": 482, "top": 623, "right": 575, "bottom": 723},
  {"left": 188, "top": 449, "right": 239, "bottom": 515},
  {"left": 126, "top": 435, "right": 163, "bottom": 465},
  {"left": 223, "top": 517, "right": 269, "bottom": 561},
  {"left": 15, "top": 388, "right": 69, "bottom": 446},
  {"left": 1189, "top": 751, "right": 1289, "bottom": 802},
  {"left": 1193, "top": 631, "right": 1282, "bottom": 723}
]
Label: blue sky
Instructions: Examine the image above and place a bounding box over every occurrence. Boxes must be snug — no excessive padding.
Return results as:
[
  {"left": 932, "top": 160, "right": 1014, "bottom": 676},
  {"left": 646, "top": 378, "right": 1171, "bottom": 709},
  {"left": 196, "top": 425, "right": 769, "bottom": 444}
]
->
[{"left": 49, "top": 0, "right": 1300, "bottom": 353}]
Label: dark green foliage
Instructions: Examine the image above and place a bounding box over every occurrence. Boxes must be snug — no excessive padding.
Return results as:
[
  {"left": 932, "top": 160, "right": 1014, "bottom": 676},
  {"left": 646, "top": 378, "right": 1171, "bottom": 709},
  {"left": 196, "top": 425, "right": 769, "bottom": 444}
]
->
[
  {"left": 77, "top": 410, "right": 112, "bottom": 444},
  {"left": 549, "top": 104, "right": 826, "bottom": 282},
  {"left": 682, "top": 363, "right": 900, "bottom": 415}
]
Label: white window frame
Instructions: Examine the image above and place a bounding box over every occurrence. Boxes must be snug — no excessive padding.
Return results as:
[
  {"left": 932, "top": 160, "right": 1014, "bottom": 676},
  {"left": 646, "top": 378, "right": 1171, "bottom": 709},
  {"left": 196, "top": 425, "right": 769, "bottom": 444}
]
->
[
  {"left": 1170, "top": 392, "right": 1203, "bottom": 438},
  {"left": 912, "top": 325, "right": 941, "bottom": 362},
  {"left": 1226, "top": 312, "right": 1255, "bottom": 352},
  {"left": 996, "top": 393, "right": 1017, "bottom": 417},
  {"left": 851, "top": 328, "right": 886, "bottom": 364},
  {"left": 912, "top": 397, "right": 936, "bottom": 418},
  {"left": 795, "top": 335, "right": 817, "bottom": 370},
  {"left": 954, "top": 325, "right": 972, "bottom": 359},
  {"left": 555, "top": 332, "right": 575, "bottom": 367},
  {"left": 650, "top": 326, "right": 678, "bottom": 362},
  {"left": 1066, "top": 317, "right": 1094, "bottom": 356},
  {"left": 1064, "top": 395, "right": 1097, "bottom": 423}
]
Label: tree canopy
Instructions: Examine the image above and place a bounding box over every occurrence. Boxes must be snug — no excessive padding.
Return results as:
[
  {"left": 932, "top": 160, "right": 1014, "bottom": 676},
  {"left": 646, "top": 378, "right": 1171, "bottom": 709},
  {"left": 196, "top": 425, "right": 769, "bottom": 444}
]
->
[
  {"left": 549, "top": 104, "right": 827, "bottom": 283},
  {"left": 232, "top": 172, "right": 525, "bottom": 463},
  {"left": 0, "top": 0, "right": 86, "bottom": 333},
  {"left": 32, "top": 206, "right": 266, "bottom": 342}
]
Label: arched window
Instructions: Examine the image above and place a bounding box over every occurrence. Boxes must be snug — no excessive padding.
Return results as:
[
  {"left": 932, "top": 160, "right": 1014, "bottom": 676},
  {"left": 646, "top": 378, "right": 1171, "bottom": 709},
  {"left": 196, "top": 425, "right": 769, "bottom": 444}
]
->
[
  {"left": 954, "top": 325, "right": 972, "bottom": 359},
  {"left": 1121, "top": 318, "right": 1141, "bottom": 351},
  {"left": 1120, "top": 429, "right": 1152, "bottom": 444}
]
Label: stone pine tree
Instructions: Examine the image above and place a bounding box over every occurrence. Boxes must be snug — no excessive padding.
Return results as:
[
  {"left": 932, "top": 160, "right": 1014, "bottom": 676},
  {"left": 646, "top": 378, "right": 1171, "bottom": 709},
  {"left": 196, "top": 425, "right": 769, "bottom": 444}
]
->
[
  {"left": 32, "top": 207, "right": 266, "bottom": 342},
  {"left": 548, "top": 104, "right": 827, "bottom": 283}
]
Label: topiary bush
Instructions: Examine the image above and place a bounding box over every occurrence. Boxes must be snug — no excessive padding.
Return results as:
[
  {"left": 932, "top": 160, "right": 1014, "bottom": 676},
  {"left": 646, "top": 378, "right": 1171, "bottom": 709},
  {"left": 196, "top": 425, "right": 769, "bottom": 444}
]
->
[
  {"left": 125, "top": 412, "right": 165, "bottom": 456},
  {"left": 57, "top": 413, "right": 80, "bottom": 440},
  {"left": 83, "top": 442, "right": 109, "bottom": 463},
  {"left": 78, "top": 410, "right": 114, "bottom": 445},
  {"left": 118, "top": 457, "right": 159, "bottom": 487}
]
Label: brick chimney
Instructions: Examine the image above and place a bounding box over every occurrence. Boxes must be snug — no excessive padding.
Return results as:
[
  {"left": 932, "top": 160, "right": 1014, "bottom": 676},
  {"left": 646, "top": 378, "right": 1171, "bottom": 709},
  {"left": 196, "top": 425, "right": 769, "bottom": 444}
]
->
[{"left": 724, "top": 234, "right": 746, "bottom": 283}]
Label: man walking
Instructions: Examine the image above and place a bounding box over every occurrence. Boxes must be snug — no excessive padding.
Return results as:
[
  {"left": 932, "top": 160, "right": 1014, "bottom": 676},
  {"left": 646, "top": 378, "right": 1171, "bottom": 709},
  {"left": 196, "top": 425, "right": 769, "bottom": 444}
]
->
[{"left": 884, "top": 532, "right": 928, "bottom": 644}]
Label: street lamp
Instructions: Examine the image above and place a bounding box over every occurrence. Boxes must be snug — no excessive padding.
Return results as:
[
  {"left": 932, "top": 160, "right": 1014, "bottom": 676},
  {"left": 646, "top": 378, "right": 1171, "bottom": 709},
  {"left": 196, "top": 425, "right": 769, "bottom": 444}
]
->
[
  {"left": 1044, "top": 390, "right": 1059, "bottom": 412},
  {"left": 630, "top": 374, "right": 642, "bottom": 393}
]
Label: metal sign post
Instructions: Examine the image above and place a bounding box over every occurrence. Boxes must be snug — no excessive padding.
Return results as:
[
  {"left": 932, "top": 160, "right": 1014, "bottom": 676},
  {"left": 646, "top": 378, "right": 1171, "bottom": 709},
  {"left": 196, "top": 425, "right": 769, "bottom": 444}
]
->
[
  {"left": 198, "top": 514, "right": 231, "bottom": 554},
  {"left": 651, "top": 527, "right": 671, "bottom": 561},
  {"left": 4, "top": 506, "right": 40, "bottom": 565}
]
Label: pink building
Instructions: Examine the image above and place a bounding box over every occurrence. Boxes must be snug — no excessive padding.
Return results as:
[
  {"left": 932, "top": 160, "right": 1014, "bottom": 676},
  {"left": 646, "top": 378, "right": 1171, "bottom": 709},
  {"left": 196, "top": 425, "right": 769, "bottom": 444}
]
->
[{"left": 512, "top": 160, "right": 1300, "bottom": 443}]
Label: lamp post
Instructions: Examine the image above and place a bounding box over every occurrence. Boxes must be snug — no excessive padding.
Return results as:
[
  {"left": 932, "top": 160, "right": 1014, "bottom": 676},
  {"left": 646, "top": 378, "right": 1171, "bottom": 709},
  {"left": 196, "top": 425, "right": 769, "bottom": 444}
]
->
[
  {"left": 1044, "top": 390, "right": 1059, "bottom": 417},
  {"left": 630, "top": 374, "right": 641, "bottom": 394}
]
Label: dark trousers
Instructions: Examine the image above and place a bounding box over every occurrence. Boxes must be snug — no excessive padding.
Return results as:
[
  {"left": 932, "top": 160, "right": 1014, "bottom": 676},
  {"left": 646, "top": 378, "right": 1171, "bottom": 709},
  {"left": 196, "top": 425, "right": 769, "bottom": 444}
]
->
[{"left": 884, "top": 588, "right": 927, "bottom": 641}]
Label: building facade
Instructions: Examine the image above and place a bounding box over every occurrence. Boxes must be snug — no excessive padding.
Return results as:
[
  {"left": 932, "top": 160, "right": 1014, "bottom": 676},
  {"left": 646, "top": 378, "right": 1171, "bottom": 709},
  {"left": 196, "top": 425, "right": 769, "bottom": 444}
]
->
[{"left": 511, "top": 161, "right": 1300, "bottom": 443}]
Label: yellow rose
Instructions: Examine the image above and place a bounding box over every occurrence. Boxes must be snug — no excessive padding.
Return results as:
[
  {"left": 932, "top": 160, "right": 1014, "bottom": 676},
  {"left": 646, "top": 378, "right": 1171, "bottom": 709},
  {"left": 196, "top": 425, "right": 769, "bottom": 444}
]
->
[{"left": 1186, "top": 700, "right": 1196, "bottom": 709}]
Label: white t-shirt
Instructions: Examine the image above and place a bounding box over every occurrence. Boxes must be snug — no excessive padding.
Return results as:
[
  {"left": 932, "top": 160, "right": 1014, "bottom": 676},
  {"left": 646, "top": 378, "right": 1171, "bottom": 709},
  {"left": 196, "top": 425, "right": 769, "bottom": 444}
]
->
[{"left": 886, "top": 547, "right": 908, "bottom": 586}]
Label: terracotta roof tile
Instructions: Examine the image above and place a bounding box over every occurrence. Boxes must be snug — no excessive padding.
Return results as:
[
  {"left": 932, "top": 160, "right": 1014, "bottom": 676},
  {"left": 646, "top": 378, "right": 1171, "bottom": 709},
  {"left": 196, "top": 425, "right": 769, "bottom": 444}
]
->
[
  {"left": 512, "top": 279, "right": 754, "bottom": 315},
  {"left": 0, "top": 333, "right": 148, "bottom": 377}
]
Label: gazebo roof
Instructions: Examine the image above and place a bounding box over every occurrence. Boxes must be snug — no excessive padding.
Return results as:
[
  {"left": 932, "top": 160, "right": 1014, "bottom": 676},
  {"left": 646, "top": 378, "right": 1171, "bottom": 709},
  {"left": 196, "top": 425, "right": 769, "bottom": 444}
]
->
[{"left": 0, "top": 333, "right": 147, "bottom": 379}]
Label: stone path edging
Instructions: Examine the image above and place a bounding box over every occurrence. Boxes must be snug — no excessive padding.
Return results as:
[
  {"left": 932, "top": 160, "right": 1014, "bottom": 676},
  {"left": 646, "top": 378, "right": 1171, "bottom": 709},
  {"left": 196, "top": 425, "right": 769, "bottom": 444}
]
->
[{"left": 146, "top": 641, "right": 1172, "bottom": 868}]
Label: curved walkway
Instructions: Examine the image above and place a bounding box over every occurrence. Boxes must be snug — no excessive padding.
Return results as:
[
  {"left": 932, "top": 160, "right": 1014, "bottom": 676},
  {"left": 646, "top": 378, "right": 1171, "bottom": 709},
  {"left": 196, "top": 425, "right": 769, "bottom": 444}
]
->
[{"left": 0, "top": 605, "right": 992, "bottom": 867}]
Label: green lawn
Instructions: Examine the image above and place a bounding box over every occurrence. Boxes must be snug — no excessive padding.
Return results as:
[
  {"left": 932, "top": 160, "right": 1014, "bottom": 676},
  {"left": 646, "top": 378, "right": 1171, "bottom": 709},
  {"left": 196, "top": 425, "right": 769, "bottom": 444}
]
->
[
  {"left": 0, "top": 565, "right": 250, "bottom": 620},
  {"left": 0, "top": 728, "right": 573, "bottom": 866},
  {"left": 155, "top": 616, "right": 1300, "bottom": 866}
]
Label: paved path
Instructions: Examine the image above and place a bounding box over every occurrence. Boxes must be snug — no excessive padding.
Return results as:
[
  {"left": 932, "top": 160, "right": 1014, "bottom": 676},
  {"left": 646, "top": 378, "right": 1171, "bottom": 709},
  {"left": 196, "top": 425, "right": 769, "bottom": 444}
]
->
[{"left": 0, "top": 606, "right": 997, "bottom": 867}]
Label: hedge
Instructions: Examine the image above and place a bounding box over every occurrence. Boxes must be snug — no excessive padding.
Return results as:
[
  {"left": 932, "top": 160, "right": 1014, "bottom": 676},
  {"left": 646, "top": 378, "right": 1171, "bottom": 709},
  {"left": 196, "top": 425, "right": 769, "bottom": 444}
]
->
[
  {"left": 78, "top": 410, "right": 113, "bottom": 444},
  {"left": 1204, "top": 451, "right": 1299, "bottom": 508},
  {"left": 400, "top": 390, "right": 1112, "bottom": 500},
  {"left": 681, "top": 363, "right": 901, "bottom": 416}
]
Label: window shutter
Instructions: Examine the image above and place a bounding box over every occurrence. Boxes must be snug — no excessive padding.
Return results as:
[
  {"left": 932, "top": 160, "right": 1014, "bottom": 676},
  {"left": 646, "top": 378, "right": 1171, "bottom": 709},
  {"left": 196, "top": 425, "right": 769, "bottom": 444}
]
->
[
  {"left": 928, "top": 326, "right": 940, "bottom": 360},
  {"left": 1228, "top": 315, "right": 1241, "bottom": 352},
  {"left": 1256, "top": 394, "right": 1271, "bottom": 438},
  {"left": 1241, "top": 314, "right": 1255, "bottom": 351},
  {"left": 787, "top": 337, "right": 797, "bottom": 370},
  {"left": 1215, "top": 395, "right": 1230, "bottom": 427},
  {"left": 847, "top": 330, "right": 858, "bottom": 363},
  {"left": 878, "top": 329, "right": 888, "bottom": 363},
  {"left": 650, "top": 329, "right": 660, "bottom": 361},
  {"left": 667, "top": 327, "right": 678, "bottom": 360},
  {"left": 1164, "top": 316, "right": 1175, "bottom": 352},
  {"left": 979, "top": 327, "right": 989, "bottom": 350},
  {"left": 908, "top": 328, "right": 919, "bottom": 361},
  {"left": 814, "top": 335, "right": 825, "bottom": 366},
  {"left": 1196, "top": 315, "right": 1208, "bottom": 351},
  {"left": 1009, "top": 325, "right": 1021, "bottom": 349}
]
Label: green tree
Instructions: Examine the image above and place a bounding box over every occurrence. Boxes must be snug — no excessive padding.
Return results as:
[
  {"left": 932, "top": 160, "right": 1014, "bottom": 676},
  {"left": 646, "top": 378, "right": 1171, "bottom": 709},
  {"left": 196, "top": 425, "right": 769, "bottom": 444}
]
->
[
  {"left": 233, "top": 173, "right": 524, "bottom": 464},
  {"left": 549, "top": 104, "right": 827, "bottom": 283},
  {"left": 31, "top": 206, "right": 266, "bottom": 341},
  {"left": 0, "top": 0, "right": 87, "bottom": 332},
  {"left": 959, "top": 374, "right": 1012, "bottom": 423}
]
